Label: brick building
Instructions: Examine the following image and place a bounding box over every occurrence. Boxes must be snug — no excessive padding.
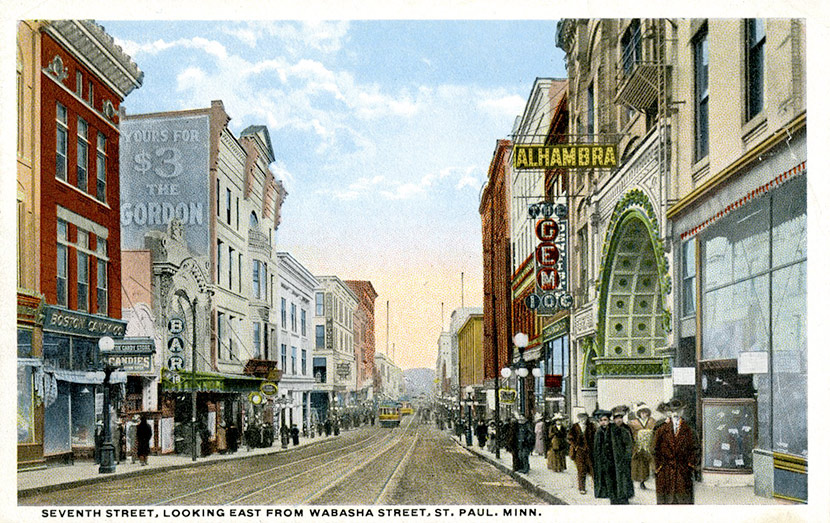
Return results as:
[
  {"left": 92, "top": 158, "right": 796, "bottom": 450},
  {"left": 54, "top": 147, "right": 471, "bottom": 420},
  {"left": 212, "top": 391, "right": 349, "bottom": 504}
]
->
[
  {"left": 19, "top": 20, "right": 142, "bottom": 465},
  {"left": 345, "top": 280, "right": 379, "bottom": 402}
]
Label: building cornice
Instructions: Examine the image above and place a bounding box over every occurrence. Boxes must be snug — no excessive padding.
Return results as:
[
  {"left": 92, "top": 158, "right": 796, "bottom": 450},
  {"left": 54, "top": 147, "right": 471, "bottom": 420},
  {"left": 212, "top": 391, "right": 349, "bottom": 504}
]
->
[
  {"left": 667, "top": 111, "right": 807, "bottom": 220},
  {"left": 44, "top": 20, "right": 143, "bottom": 100}
]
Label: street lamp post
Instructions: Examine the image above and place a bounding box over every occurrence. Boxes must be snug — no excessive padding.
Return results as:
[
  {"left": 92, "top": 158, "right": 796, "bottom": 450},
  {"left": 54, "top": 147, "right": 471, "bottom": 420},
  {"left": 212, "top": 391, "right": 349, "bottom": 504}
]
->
[
  {"left": 98, "top": 335, "right": 116, "bottom": 474},
  {"left": 464, "top": 385, "right": 473, "bottom": 446}
]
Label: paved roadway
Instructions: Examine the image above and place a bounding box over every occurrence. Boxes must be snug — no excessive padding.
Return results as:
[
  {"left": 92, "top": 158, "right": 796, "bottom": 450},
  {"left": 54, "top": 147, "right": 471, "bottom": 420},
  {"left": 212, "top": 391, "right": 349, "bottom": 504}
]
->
[{"left": 19, "top": 415, "right": 548, "bottom": 506}]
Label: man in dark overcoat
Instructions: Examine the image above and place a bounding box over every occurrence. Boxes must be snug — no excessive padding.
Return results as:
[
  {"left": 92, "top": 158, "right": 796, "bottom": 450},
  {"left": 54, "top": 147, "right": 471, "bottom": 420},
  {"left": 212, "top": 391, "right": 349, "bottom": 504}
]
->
[
  {"left": 593, "top": 409, "right": 634, "bottom": 504},
  {"left": 516, "top": 414, "right": 534, "bottom": 473},
  {"left": 653, "top": 398, "right": 700, "bottom": 504},
  {"left": 567, "top": 407, "right": 595, "bottom": 494}
]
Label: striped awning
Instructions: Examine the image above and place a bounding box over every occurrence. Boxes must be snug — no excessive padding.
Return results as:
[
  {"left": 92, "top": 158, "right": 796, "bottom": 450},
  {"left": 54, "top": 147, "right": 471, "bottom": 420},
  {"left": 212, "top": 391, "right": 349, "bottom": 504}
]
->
[{"left": 680, "top": 161, "right": 806, "bottom": 240}]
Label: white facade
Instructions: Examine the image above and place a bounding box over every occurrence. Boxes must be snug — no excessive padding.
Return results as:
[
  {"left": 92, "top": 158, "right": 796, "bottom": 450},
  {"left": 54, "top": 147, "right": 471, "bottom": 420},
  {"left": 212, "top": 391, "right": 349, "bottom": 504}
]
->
[
  {"left": 274, "top": 252, "right": 319, "bottom": 430},
  {"left": 375, "top": 352, "right": 403, "bottom": 400},
  {"left": 312, "top": 276, "right": 358, "bottom": 407},
  {"left": 509, "top": 78, "right": 556, "bottom": 274}
]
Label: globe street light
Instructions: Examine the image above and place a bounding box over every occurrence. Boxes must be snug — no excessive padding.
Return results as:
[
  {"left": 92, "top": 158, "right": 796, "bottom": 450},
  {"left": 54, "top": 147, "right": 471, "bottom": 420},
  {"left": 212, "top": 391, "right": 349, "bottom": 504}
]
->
[
  {"left": 464, "top": 385, "right": 474, "bottom": 446},
  {"left": 97, "top": 336, "right": 116, "bottom": 474}
]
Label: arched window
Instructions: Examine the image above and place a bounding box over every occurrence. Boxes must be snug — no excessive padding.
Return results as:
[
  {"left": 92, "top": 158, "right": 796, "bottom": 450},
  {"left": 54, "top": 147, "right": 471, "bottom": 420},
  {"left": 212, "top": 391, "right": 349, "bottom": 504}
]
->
[{"left": 249, "top": 211, "right": 258, "bottom": 228}]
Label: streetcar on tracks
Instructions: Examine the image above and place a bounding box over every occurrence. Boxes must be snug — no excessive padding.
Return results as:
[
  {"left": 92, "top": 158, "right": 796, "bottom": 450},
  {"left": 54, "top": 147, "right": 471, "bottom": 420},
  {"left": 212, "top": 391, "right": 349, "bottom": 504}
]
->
[
  {"left": 377, "top": 402, "right": 401, "bottom": 428},
  {"left": 399, "top": 401, "right": 414, "bottom": 416}
]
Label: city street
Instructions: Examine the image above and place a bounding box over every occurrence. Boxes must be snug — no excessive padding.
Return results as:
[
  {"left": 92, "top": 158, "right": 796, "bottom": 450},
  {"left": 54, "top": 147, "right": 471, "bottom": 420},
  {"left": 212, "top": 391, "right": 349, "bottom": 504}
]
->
[{"left": 19, "top": 416, "right": 549, "bottom": 506}]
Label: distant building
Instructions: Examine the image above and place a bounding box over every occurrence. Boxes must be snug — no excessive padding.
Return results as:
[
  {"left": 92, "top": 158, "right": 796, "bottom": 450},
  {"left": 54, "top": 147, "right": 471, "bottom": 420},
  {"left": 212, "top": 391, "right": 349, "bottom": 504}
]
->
[
  {"left": 311, "top": 276, "right": 357, "bottom": 421},
  {"left": 345, "top": 280, "right": 379, "bottom": 403}
]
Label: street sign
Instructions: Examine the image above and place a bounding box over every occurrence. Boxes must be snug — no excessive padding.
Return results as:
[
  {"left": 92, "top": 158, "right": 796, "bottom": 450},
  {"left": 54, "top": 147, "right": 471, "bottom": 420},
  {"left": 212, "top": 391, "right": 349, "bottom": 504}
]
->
[
  {"left": 499, "top": 388, "right": 517, "bottom": 404},
  {"left": 260, "top": 381, "right": 278, "bottom": 396},
  {"left": 168, "top": 316, "right": 185, "bottom": 335},
  {"left": 168, "top": 336, "right": 185, "bottom": 354},
  {"left": 167, "top": 355, "right": 184, "bottom": 371}
]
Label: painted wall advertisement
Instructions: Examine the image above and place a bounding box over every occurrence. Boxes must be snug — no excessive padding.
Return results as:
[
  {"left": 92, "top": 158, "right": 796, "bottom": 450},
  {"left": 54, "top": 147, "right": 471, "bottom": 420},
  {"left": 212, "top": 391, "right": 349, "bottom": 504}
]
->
[{"left": 120, "top": 114, "right": 211, "bottom": 256}]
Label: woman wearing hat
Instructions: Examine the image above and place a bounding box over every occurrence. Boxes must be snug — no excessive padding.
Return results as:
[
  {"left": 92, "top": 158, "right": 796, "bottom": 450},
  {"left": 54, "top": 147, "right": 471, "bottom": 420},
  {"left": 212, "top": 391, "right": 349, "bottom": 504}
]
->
[
  {"left": 629, "top": 402, "right": 657, "bottom": 489},
  {"left": 533, "top": 414, "right": 547, "bottom": 457},
  {"left": 653, "top": 398, "right": 700, "bottom": 504},
  {"left": 546, "top": 413, "right": 568, "bottom": 472}
]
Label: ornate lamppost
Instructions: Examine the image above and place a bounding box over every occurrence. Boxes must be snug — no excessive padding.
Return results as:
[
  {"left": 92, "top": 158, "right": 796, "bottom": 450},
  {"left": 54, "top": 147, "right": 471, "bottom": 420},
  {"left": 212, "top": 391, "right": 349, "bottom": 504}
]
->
[{"left": 97, "top": 336, "right": 118, "bottom": 474}]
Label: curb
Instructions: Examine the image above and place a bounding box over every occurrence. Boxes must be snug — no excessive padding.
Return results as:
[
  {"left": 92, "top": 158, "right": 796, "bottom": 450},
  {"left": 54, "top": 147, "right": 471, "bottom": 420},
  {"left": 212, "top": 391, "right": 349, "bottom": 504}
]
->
[
  {"left": 18, "top": 434, "right": 339, "bottom": 498},
  {"left": 451, "top": 436, "right": 566, "bottom": 505}
]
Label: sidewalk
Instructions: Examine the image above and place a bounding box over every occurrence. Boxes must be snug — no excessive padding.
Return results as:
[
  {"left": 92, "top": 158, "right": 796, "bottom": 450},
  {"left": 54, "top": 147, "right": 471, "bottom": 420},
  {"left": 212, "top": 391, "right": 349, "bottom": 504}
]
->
[
  {"left": 449, "top": 432, "right": 788, "bottom": 506},
  {"left": 18, "top": 433, "right": 335, "bottom": 498}
]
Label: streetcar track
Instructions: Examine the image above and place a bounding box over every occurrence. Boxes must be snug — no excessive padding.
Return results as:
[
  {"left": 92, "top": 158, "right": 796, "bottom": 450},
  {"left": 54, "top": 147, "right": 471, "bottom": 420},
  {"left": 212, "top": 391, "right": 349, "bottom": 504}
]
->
[
  {"left": 152, "top": 427, "right": 391, "bottom": 505},
  {"left": 247, "top": 415, "right": 418, "bottom": 505},
  {"left": 374, "top": 429, "right": 420, "bottom": 504}
]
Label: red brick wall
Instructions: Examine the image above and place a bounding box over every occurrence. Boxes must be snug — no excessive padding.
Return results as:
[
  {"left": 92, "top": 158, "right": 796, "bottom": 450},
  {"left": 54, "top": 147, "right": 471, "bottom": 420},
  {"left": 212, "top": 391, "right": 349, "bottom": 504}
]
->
[{"left": 39, "top": 33, "right": 122, "bottom": 318}]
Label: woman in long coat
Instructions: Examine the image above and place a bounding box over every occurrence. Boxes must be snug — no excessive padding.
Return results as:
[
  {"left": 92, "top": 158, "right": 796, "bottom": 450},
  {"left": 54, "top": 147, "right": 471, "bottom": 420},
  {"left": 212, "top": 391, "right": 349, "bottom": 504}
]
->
[
  {"left": 629, "top": 403, "right": 657, "bottom": 489},
  {"left": 136, "top": 415, "right": 152, "bottom": 465},
  {"left": 546, "top": 414, "right": 568, "bottom": 472},
  {"left": 653, "top": 398, "right": 700, "bottom": 504},
  {"left": 533, "top": 415, "right": 547, "bottom": 456},
  {"left": 593, "top": 410, "right": 634, "bottom": 504}
]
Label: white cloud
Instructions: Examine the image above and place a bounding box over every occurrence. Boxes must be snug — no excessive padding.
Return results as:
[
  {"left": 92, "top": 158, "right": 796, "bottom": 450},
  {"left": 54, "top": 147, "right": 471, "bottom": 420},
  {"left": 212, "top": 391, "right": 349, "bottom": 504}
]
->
[
  {"left": 478, "top": 93, "right": 527, "bottom": 118},
  {"left": 221, "top": 21, "right": 350, "bottom": 55},
  {"left": 115, "top": 36, "right": 228, "bottom": 60},
  {"left": 269, "top": 161, "right": 296, "bottom": 194}
]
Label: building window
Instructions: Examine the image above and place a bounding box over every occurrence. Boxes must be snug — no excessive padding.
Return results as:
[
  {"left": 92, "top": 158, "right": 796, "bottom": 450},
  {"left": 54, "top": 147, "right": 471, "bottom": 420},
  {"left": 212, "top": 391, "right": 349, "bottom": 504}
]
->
[
  {"left": 228, "top": 247, "right": 234, "bottom": 290},
  {"left": 281, "top": 298, "right": 287, "bottom": 328},
  {"left": 253, "top": 260, "right": 261, "bottom": 299},
  {"left": 280, "top": 344, "right": 287, "bottom": 371},
  {"left": 217, "top": 240, "right": 223, "bottom": 286},
  {"left": 56, "top": 102, "right": 68, "bottom": 181},
  {"left": 316, "top": 292, "right": 324, "bottom": 316},
  {"left": 217, "top": 312, "right": 225, "bottom": 360},
  {"left": 301, "top": 309, "right": 307, "bottom": 336},
  {"left": 291, "top": 346, "right": 297, "bottom": 374},
  {"left": 57, "top": 220, "right": 68, "bottom": 306},
  {"left": 586, "top": 83, "right": 595, "bottom": 138},
  {"left": 77, "top": 250, "right": 88, "bottom": 312},
  {"left": 682, "top": 239, "right": 696, "bottom": 317},
  {"left": 87, "top": 80, "right": 93, "bottom": 105},
  {"left": 96, "top": 134, "right": 107, "bottom": 201},
  {"left": 621, "top": 19, "right": 642, "bottom": 75},
  {"left": 694, "top": 26, "right": 709, "bottom": 161},
  {"left": 313, "top": 357, "right": 326, "bottom": 383},
  {"left": 261, "top": 263, "right": 267, "bottom": 301},
  {"left": 316, "top": 325, "right": 325, "bottom": 349},
  {"left": 76, "top": 70, "right": 83, "bottom": 97},
  {"left": 302, "top": 349, "right": 307, "bottom": 375},
  {"left": 238, "top": 252, "right": 242, "bottom": 293},
  {"left": 76, "top": 118, "right": 88, "bottom": 192},
  {"left": 97, "top": 259, "right": 107, "bottom": 316},
  {"left": 745, "top": 19, "right": 765, "bottom": 121},
  {"left": 253, "top": 322, "right": 261, "bottom": 358},
  {"left": 226, "top": 188, "right": 231, "bottom": 224},
  {"left": 235, "top": 197, "right": 240, "bottom": 229},
  {"left": 250, "top": 211, "right": 258, "bottom": 228},
  {"left": 228, "top": 316, "right": 236, "bottom": 360},
  {"left": 291, "top": 303, "right": 297, "bottom": 332}
]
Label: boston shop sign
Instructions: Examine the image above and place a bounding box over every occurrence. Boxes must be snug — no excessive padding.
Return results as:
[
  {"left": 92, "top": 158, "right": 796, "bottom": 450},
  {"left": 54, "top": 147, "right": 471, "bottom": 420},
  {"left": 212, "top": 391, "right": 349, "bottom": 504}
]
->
[{"left": 43, "top": 306, "right": 127, "bottom": 337}]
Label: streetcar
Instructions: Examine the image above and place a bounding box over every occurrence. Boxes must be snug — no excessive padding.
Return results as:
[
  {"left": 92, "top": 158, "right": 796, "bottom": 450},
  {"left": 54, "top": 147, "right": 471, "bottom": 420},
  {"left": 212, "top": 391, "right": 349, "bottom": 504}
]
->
[
  {"left": 399, "top": 401, "right": 414, "bottom": 416},
  {"left": 377, "top": 402, "right": 401, "bottom": 428}
]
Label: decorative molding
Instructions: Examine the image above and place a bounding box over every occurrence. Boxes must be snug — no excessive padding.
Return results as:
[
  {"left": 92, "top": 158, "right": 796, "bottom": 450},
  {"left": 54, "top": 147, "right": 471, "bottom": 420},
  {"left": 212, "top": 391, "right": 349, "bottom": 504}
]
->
[
  {"left": 43, "top": 54, "right": 68, "bottom": 83},
  {"left": 595, "top": 189, "right": 672, "bottom": 362}
]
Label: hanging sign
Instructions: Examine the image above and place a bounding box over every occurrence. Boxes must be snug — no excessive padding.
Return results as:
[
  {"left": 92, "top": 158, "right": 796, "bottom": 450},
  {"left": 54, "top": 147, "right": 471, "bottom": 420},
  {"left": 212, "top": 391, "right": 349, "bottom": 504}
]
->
[
  {"left": 513, "top": 144, "right": 618, "bottom": 169},
  {"left": 525, "top": 200, "right": 571, "bottom": 315}
]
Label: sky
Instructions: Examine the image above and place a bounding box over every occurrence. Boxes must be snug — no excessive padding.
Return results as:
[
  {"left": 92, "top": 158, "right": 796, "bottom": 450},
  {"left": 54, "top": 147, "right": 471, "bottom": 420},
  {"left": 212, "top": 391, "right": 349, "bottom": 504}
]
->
[{"left": 100, "top": 19, "right": 568, "bottom": 370}]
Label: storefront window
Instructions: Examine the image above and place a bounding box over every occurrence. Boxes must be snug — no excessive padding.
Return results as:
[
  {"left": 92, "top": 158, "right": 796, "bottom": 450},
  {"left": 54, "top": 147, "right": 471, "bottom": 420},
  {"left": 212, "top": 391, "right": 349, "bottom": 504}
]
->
[
  {"left": 771, "top": 261, "right": 807, "bottom": 457},
  {"left": 71, "top": 384, "right": 95, "bottom": 447},
  {"left": 700, "top": 175, "right": 807, "bottom": 457},
  {"left": 71, "top": 337, "right": 98, "bottom": 370},
  {"left": 18, "top": 364, "right": 34, "bottom": 443},
  {"left": 43, "top": 333, "right": 70, "bottom": 369},
  {"left": 18, "top": 328, "right": 33, "bottom": 358},
  {"left": 44, "top": 381, "right": 71, "bottom": 455}
]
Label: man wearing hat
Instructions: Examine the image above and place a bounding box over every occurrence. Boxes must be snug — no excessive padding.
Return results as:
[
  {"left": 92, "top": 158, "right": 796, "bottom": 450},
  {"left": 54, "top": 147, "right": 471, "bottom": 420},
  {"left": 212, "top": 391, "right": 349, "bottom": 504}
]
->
[
  {"left": 567, "top": 407, "right": 595, "bottom": 494},
  {"left": 546, "top": 413, "right": 568, "bottom": 472},
  {"left": 629, "top": 402, "right": 657, "bottom": 489},
  {"left": 653, "top": 398, "right": 700, "bottom": 504},
  {"left": 593, "top": 408, "right": 635, "bottom": 504}
]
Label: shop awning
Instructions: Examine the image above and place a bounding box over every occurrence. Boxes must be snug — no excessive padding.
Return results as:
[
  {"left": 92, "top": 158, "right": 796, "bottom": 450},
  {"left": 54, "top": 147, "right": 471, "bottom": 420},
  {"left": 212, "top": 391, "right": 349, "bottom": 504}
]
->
[
  {"left": 161, "top": 368, "right": 264, "bottom": 393},
  {"left": 48, "top": 368, "right": 128, "bottom": 384}
]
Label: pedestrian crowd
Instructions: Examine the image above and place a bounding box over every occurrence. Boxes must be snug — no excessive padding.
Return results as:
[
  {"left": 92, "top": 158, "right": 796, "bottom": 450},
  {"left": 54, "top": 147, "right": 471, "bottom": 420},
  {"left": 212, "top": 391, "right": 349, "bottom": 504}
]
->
[{"left": 438, "top": 396, "right": 700, "bottom": 505}]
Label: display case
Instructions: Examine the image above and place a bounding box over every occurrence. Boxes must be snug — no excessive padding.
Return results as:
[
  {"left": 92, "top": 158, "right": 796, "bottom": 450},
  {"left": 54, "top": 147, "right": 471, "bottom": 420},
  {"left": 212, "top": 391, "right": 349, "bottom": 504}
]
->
[{"left": 701, "top": 398, "right": 755, "bottom": 472}]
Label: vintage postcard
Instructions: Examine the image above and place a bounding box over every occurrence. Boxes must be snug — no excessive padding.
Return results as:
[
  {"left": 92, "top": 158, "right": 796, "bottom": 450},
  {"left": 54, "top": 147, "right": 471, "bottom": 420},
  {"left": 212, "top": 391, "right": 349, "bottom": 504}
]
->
[{"left": 5, "top": 2, "right": 827, "bottom": 522}]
